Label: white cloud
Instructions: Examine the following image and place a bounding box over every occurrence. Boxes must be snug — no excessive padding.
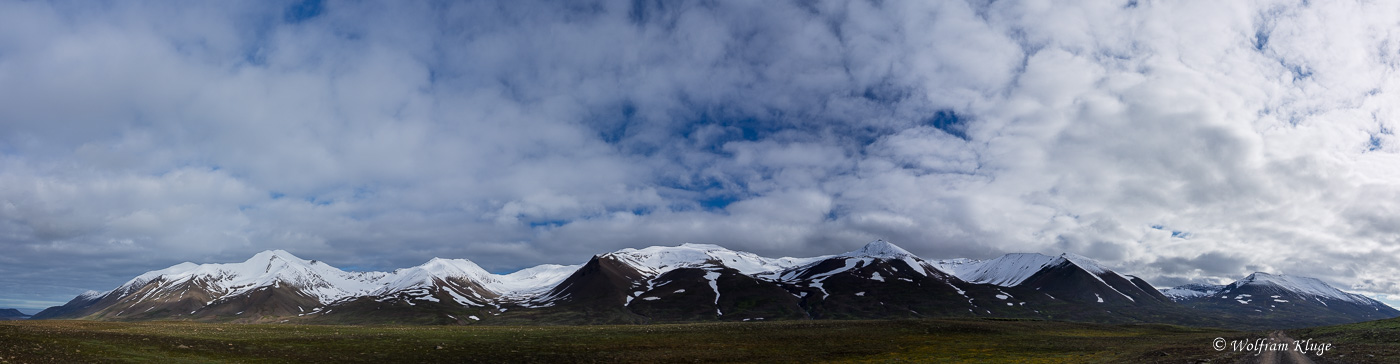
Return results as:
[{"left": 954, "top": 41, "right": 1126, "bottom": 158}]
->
[{"left": 2, "top": 0, "right": 1400, "bottom": 309}]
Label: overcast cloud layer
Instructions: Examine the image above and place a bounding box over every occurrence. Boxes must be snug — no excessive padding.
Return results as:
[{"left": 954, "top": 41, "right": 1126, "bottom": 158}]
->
[{"left": 4, "top": 0, "right": 1400, "bottom": 312}]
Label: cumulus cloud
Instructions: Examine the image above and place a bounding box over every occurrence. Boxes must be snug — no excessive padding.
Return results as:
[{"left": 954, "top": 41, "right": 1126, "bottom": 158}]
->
[{"left": 3, "top": 0, "right": 1400, "bottom": 310}]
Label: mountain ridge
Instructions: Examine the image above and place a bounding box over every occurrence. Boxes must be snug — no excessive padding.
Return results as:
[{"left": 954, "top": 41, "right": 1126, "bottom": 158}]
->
[{"left": 32, "top": 241, "right": 1397, "bottom": 329}]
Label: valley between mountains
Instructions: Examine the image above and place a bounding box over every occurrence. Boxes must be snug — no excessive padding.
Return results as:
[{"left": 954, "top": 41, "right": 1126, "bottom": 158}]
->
[{"left": 32, "top": 241, "right": 1398, "bottom": 329}]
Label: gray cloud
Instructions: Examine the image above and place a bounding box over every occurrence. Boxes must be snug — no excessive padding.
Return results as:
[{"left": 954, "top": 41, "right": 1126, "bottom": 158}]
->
[{"left": 4, "top": 0, "right": 1400, "bottom": 310}]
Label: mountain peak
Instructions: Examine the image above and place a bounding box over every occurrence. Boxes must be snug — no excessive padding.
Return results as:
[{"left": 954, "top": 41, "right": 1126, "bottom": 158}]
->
[
  {"left": 417, "top": 257, "right": 488, "bottom": 277},
  {"left": 678, "top": 243, "right": 729, "bottom": 250},
  {"left": 843, "top": 240, "right": 914, "bottom": 259},
  {"left": 1058, "top": 253, "right": 1110, "bottom": 275},
  {"left": 1239, "top": 272, "right": 1295, "bottom": 285},
  {"left": 1241, "top": 272, "right": 1275, "bottom": 280},
  {"left": 247, "top": 249, "right": 305, "bottom": 263}
]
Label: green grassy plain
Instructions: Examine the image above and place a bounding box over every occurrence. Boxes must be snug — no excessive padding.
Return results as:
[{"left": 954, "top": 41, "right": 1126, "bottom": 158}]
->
[{"left": 0, "top": 318, "right": 1257, "bottom": 363}]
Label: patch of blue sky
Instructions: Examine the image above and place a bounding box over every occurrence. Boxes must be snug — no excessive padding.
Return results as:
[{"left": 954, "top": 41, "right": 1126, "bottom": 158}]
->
[
  {"left": 1151, "top": 224, "right": 1191, "bottom": 239},
  {"left": 284, "top": 0, "right": 323, "bottom": 24},
  {"left": 926, "top": 109, "right": 969, "bottom": 141},
  {"left": 528, "top": 220, "right": 570, "bottom": 229}
]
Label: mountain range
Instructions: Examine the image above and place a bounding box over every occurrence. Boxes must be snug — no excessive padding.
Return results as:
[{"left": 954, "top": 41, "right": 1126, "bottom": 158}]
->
[{"left": 32, "top": 241, "right": 1398, "bottom": 329}]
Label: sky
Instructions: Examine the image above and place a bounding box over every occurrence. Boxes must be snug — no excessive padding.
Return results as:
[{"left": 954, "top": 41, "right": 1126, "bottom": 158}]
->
[{"left": 3, "top": 0, "right": 1400, "bottom": 313}]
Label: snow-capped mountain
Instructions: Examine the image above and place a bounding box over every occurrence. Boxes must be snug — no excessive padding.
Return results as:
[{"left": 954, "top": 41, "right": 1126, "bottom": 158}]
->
[
  {"left": 371, "top": 258, "right": 502, "bottom": 307},
  {"left": 1166, "top": 272, "right": 1399, "bottom": 328}
]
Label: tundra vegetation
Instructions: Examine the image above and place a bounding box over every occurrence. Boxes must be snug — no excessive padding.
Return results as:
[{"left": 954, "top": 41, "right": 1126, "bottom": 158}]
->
[{"left": 0, "top": 318, "right": 1258, "bottom": 363}]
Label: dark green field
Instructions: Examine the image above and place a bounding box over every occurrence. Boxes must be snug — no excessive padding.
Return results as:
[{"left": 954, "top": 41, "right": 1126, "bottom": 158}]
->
[{"left": 0, "top": 319, "right": 1265, "bottom": 363}]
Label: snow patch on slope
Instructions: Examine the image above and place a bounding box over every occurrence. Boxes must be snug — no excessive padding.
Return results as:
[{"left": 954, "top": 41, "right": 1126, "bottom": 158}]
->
[
  {"left": 945, "top": 253, "right": 1059, "bottom": 287},
  {"left": 495, "top": 264, "right": 578, "bottom": 293},
  {"left": 800, "top": 258, "right": 866, "bottom": 299},
  {"left": 705, "top": 270, "right": 723, "bottom": 316}
]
